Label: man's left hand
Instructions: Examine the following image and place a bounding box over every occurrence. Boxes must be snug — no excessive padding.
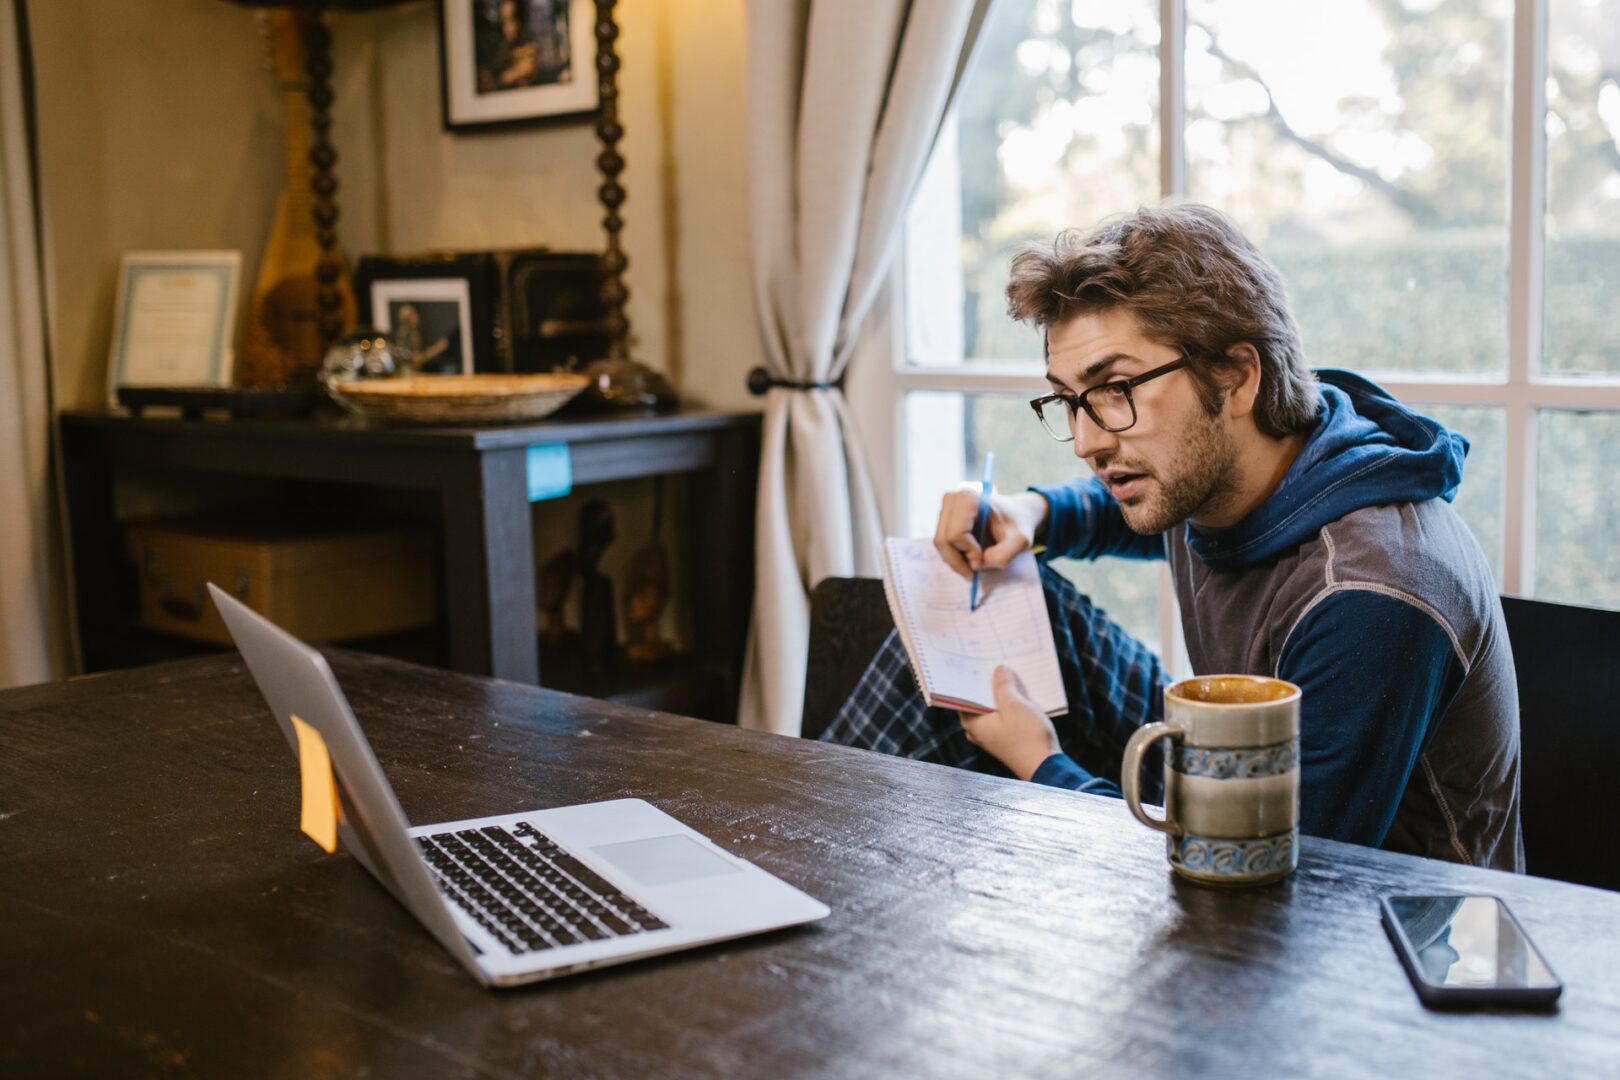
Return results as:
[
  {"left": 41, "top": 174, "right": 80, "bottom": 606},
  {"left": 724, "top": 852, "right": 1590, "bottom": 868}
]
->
[{"left": 959, "top": 666, "right": 1062, "bottom": 781}]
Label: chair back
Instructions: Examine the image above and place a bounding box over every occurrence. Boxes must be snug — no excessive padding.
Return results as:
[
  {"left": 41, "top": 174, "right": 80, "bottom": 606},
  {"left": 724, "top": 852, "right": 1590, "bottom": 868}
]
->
[
  {"left": 802, "top": 578, "right": 894, "bottom": 741},
  {"left": 1501, "top": 595, "right": 1620, "bottom": 892}
]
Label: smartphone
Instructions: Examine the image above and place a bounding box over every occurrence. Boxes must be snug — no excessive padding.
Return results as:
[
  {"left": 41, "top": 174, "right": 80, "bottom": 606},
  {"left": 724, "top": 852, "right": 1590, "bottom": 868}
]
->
[{"left": 1380, "top": 894, "right": 1562, "bottom": 1007}]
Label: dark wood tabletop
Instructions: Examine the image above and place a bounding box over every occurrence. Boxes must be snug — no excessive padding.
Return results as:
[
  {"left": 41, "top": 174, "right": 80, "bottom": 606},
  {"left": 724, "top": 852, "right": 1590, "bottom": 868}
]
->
[{"left": 4, "top": 654, "right": 1618, "bottom": 1078}]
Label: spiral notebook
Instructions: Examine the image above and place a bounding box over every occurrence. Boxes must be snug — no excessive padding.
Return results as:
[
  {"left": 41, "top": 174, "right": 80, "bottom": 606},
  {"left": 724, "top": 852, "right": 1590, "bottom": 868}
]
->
[{"left": 879, "top": 537, "right": 1069, "bottom": 716}]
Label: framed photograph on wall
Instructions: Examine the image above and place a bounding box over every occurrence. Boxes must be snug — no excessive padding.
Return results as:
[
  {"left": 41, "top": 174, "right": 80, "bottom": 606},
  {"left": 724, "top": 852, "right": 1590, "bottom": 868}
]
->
[
  {"left": 354, "top": 254, "right": 499, "bottom": 374},
  {"left": 439, "top": 0, "right": 599, "bottom": 131}
]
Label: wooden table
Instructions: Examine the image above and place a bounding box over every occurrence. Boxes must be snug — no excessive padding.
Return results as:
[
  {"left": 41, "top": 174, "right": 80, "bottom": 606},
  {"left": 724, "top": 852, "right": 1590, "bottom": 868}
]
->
[
  {"left": 58, "top": 408, "right": 758, "bottom": 720},
  {"left": 4, "top": 655, "right": 1618, "bottom": 1078}
]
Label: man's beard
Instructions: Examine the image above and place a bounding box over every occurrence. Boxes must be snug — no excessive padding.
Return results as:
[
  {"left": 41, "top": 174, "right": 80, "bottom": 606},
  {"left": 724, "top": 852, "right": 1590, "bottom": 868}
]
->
[{"left": 1109, "top": 412, "right": 1240, "bottom": 534}]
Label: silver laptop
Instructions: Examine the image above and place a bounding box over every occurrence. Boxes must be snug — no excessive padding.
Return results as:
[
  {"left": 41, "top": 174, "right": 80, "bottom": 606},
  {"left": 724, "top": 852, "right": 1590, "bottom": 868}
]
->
[{"left": 209, "top": 584, "right": 829, "bottom": 988}]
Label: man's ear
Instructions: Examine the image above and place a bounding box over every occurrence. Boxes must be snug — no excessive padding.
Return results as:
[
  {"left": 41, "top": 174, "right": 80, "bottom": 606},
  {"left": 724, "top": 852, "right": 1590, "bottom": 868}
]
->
[{"left": 1220, "top": 343, "right": 1263, "bottom": 419}]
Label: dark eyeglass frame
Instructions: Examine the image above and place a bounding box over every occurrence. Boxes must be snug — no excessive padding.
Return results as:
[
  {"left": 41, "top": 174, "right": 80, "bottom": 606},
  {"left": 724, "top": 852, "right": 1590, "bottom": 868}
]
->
[{"left": 1028, "top": 357, "right": 1189, "bottom": 440}]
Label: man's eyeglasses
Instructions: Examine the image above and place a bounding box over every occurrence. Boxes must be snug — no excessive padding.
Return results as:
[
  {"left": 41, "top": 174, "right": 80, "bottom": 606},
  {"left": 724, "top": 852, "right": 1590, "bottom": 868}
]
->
[{"left": 1029, "top": 357, "right": 1189, "bottom": 441}]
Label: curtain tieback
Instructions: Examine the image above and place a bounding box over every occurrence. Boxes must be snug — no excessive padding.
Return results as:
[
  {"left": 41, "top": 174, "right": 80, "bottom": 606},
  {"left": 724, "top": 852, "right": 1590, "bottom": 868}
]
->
[{"left": 746, "top": 366, "right": 843, "bottom": 396}]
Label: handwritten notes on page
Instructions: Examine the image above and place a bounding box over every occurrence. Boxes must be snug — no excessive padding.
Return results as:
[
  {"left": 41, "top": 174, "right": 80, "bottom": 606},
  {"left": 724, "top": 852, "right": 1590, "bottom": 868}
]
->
[{"left": 880, "top": 537, "right": 1068, "bottom": 716}]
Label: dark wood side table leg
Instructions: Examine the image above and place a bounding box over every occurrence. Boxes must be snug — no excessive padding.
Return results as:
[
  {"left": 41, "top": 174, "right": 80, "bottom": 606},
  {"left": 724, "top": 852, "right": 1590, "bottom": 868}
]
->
[
  {"left": 684, "top": 424, "right": 760, "bottom": 723},
  {"left": 440, "top": 448, "right": 539, "bottom": 684},
  {"left": 59, "top": 422, "right": 122, "bottom": 673}
]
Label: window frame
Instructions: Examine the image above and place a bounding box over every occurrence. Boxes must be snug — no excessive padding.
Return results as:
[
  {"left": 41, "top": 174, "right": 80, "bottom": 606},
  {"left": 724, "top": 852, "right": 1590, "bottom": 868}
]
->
[{"left": 850, "top": 0, "right": 1620, "bottom": 665}]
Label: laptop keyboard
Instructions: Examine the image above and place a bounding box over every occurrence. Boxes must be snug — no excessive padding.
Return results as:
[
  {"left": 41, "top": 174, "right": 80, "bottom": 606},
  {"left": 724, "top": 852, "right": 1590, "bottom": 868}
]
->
[{"left": 418, "top": 822, "right": 668, "bottom": 955}]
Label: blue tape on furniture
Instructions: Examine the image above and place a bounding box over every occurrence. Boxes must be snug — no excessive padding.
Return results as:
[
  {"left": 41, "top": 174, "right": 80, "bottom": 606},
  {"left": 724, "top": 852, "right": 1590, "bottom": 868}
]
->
[{"left": 526, "top": 443, "right": 573, "bottom": 501}]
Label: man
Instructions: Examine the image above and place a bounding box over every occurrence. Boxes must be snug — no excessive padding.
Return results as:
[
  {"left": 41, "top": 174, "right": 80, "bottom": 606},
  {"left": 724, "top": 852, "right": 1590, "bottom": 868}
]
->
[{"left": 823, "top": 203, "right": 1521, "bottom": 870}]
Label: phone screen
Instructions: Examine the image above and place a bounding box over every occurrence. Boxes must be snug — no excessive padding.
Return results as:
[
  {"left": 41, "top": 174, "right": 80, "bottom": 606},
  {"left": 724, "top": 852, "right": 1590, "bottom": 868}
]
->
[{"left": 1386, "top": 895, "right": 1559, "bottom": 990}]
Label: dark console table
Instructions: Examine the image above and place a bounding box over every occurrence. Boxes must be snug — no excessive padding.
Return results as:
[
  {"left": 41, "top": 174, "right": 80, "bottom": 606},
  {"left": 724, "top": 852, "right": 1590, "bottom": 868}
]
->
[{"left": 58, "top": 408, "right": 759, "bottom": 721}]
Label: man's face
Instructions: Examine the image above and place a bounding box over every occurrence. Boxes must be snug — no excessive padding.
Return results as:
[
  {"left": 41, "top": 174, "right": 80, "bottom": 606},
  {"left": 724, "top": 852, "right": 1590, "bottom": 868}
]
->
[{"left": 1045, "top": 308, "right": 1239, "bottom": 534}]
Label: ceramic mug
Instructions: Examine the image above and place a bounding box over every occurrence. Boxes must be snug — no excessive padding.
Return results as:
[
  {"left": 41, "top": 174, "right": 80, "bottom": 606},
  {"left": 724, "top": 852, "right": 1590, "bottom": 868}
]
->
[{"left": 1121, "top": 675, "right": 1301, "bottom": 886}]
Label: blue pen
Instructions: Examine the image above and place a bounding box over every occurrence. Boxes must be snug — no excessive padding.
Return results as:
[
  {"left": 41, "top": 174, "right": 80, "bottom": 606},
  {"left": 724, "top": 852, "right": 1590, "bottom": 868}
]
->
[{"left": 969, "top": 451, "right": 995, "bottom": 612}]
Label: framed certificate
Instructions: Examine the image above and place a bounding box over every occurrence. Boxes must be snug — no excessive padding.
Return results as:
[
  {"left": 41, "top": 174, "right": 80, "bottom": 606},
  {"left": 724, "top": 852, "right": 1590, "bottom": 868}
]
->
[{"left": 106, "top": 251, "right": 241, "bottom": 404}]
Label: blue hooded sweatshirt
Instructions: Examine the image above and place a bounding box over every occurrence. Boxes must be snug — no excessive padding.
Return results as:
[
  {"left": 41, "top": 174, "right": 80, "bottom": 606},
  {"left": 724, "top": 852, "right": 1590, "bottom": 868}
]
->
[{"left": 1027, "top": 370, "right": 1522, "bottom": 870}]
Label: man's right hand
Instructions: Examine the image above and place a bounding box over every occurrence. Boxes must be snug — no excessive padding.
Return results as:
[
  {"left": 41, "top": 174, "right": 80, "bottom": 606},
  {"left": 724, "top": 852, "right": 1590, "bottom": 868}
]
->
[{"left": 933, "top": 488, "right": 1050, "bottom": 580}]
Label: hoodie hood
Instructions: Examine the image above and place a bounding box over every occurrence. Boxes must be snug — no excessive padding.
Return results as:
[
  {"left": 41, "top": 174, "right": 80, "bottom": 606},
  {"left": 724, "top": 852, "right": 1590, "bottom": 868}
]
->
[{"left": 1187, "top": 369, "right": 1468, "bottom": 570}]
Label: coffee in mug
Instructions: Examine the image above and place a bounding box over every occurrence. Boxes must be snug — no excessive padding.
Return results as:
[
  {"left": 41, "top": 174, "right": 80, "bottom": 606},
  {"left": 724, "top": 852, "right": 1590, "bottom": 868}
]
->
[{"left": 1121, "top": 675, "right": 1301, "bottom": 886}]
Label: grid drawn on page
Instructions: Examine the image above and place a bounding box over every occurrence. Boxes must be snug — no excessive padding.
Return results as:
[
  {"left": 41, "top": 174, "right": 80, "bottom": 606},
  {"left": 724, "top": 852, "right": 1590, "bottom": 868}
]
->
[{"left": 880, "top": 537, "right": 1068, "bottom": 716}]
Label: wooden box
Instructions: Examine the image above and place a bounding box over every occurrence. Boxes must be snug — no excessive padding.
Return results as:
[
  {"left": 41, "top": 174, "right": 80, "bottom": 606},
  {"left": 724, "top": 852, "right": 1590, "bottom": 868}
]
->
[{"left": 126, "top": 517, "right": 437, "bottom": 645}]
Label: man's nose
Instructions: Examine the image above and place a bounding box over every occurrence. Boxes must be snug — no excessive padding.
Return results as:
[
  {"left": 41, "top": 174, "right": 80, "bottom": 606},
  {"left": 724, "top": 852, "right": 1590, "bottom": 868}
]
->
[{"left": 1071, "top": 410, "right": 1119, "bottom": 462}]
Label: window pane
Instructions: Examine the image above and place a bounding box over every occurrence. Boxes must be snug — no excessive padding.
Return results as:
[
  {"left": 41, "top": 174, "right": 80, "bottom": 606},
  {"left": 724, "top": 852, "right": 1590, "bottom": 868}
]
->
[
  {"left": 1535, "top": 411, "right": 1620, "bottom": 608},
  {"left": 903, "top": 390, "right": 1163, "bottom": 651},
  {"left": 1420, "top": 404, "right": 1504, "bottom": 585},
  {"left": 1544, "top": 0, "right": 1620, "bottom": 377},
  {"left": 905, "top": 0, "right": 1160, "bottom": 368},
  {"left": 1186, "top": 0, "right": 1511, "bottom": 377}
]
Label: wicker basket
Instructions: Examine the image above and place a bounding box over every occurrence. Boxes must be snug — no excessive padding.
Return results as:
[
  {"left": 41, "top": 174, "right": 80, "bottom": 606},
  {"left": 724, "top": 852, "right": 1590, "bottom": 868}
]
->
[{"left": 331, "top": 373, "right": 590, "bottom": 424}]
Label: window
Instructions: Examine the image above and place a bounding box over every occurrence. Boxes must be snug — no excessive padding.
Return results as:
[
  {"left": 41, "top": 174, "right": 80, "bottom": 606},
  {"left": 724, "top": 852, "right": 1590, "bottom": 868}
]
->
[{"left": 854, "top": 0, "right": 1620, "bottom": 666}]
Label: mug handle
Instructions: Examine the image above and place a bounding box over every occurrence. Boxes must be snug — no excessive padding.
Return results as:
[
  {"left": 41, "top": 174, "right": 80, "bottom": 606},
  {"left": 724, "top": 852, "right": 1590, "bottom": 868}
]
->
[{"left": 1121, "top": 721, "right": 1184, "bottom": 836}]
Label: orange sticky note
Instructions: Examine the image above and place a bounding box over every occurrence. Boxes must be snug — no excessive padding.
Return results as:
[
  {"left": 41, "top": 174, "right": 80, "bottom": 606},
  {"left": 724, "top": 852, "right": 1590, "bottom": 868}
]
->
[{"left": 290, "top": 714, "right": 341, "bottom": 853}]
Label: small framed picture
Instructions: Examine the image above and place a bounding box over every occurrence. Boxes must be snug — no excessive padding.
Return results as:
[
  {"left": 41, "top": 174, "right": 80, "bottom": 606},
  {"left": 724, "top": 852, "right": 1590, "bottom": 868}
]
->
[
  {"left": 493, "top": 248, "right": 609, "bottom": 373},
  {"left": 105, "top": 250, "right": 241, "bottom": 404},
  {"left": 439, "top": 0, "right": 598, "bottom": 131},
  {"left": 373, "top": 280, "right": 475, "bottom": 375},
  {"left": 354, "top": 254, "right": 498, "bottom": 374}
]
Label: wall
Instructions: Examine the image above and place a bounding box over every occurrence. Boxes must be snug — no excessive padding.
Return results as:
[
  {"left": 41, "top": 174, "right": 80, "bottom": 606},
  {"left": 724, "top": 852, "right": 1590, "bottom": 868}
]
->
[{"left": 30, "top": 0, "right": 759, "bottom": 412}]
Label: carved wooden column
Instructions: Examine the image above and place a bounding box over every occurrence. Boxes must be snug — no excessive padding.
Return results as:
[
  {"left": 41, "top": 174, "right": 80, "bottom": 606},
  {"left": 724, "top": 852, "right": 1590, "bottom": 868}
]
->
[
  {"left": 300, "top": 12, "right": 346, "bottom": 353},
  {"left": 594, "top": 0, "right": 629, "bottom": 361}
]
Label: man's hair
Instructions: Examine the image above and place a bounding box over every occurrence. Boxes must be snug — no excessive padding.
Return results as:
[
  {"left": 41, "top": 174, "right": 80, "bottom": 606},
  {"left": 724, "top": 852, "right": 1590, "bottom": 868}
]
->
[{"left": 1005, "top": 203, "right": 1320, "bottom": 438}]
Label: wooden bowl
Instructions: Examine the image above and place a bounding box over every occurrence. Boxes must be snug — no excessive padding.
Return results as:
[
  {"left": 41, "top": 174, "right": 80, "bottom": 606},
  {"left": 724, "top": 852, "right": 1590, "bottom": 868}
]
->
[{"left": 330, "top": 373, "right": 591, "bottom": 424}]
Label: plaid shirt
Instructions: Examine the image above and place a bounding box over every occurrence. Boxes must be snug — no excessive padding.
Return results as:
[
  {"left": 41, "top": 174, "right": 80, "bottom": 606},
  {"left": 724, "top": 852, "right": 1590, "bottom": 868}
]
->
[{"left": 820, "top": 564, "right": 1168, "bottom": 802}]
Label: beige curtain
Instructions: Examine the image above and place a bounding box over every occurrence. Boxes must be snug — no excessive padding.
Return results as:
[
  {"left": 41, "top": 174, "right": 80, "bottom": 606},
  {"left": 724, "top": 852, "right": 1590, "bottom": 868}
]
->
[
  {"left": 739, "top": 0, "right": 993, "bottom": 734},
  {"left": 1, "top": 0, "right": 64, "bottom": 688}
]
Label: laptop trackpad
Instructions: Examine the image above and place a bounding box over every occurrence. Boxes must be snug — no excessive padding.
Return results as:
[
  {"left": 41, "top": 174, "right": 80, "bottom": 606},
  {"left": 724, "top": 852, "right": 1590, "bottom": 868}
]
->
[{"left": 591, "top": 835, "right": 744, "bottom": 887}]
